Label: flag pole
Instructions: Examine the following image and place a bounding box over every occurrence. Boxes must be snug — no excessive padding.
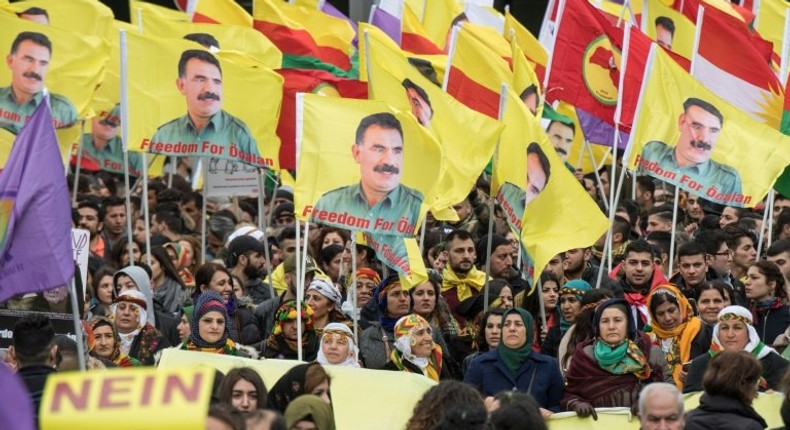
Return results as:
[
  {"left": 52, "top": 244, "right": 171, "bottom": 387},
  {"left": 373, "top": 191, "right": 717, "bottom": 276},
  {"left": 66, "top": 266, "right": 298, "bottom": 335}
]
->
[
  {"left": 768, "top": 191, "right": 776, "bottom": 247},
  {"left": 296, "top": 218, "right": 303, "bottom": 361},
  {"left": 585, "top": 140, "right": 609, "bottom": 211},
  {"left": 539, "top": 0, "right": 558, "bottom": 49},
  {"left": 200, "top": 159, "right": 207, "bottom": 264},
  {"left": 69, "top": 277, "right": 86, "bottom": 371},
  {"left": 757, "top": 190, "right": 773, "bottom": 256},
  {"left": 442, "top": 26, "right": 461, "bottom": 91},
  {"left": 351, "top": 231, "right": 359, "bottom": 345},
  {"left": 120, "top": 29, "right": 135, "bottom": 267},
  {"left": 258, "top": 169, "right": 275, "bottom": 299},
  {"left": 298, "top": 221, "right": 311, "bottom": 362},
  {"left": 667, "top": 187, "right": 680, "bottom": 277},
  {"left": 142, "top": 152, "right": 151, "bottom": 266},
  {"left": 781, "top": 9, "right": 790, "bottom": 84},
  {"left": 71, "top": 120, "right": 85, "bottom": 206},
  {"left": 484, "top": 84, "right": 509, "bottom": 312},
  {"left": 542, "top": 0, "right": 568, "bottom": 90}
]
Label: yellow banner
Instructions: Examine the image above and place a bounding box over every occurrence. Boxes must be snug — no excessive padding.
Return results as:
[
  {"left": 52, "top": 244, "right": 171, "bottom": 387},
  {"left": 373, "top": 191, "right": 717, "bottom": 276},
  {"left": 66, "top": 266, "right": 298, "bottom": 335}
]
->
[
  {"left": 125, "top": 31, "right": 282, "bottom": 170},
  {"left": 40, "top": 366, "right": 214, "bottom": 430},
  {"left": 135, "top": 6, "right": 282, "bottom": 69},
  {"left": 193, "top": 0, "right": 252, "bottom": 26},
  {"left": 511, "top": 37, "right": 543, "bottom": 118},
  {"left": 295, "top": 93, "right": 442, "bottom": 236},
  {"left": 129, "top": 0, "right": 189, "bottom": 22},
  {"left": 504, "top": 12, "right": 548, "bottom": 70},
  {"left": 364, "top": 233, "right": 429, "bottom": 288},
  {"left": 642, "top": 0, "right": 696, "bottom": 59},
  {"left": 626, "top": 47, "right": 790, "bottom": 207},
  {"left": 422, "top": 0, "right": 464, "bottom": 50},
  {"left": 363, "top": 24, "right": 503, "bottom": 216},
  {"left": 0, "top": 0, "right": 115, "bottom": 39},
  {"left": 158, "top": 349, "right": 435, "bottom": 430},
  {"left": 755, "top": 0, "right": 788, "bottom": 59},
  {"left": 0, "top": 14, "right": 109, "bottom": 130}
]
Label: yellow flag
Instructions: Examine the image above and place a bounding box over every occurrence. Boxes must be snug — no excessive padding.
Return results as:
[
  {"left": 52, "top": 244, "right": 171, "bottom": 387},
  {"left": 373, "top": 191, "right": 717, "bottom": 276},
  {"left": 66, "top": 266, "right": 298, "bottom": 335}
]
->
[
  {"left": 129, "top": 0, "right": 189, "bottom": 22},
  {"left": 135, "top": 6, "right": 282, "bottom": 69},
  {"left": 504, "top": 12, "right": 548, "bottom": 72},
  {"left": 364, "top": 234, "right": 428, "bottom": 288},
  {"left": 627, "top": 46, "right": 790, "bottom": 207},
  {"left": 362, "top": 24, "right": 503, "bottom": 217},
  {"left": 755, "top": 0, "right": 788, "bottom": 59},
  {"left": 642, "top": 0, "right": 696, "bottom": 59},
  {"left": 0, "top": 14, "right": 109, "bottom": 127},
  {"left": 1, "top": 0, "right": 115, "bottom": 38},
  {"left": 422, "top": 0, "right": 464, "bottom": 50},
  {"left": 511, "top": 37, "right": 543, "bottom": 118},
  {"left": 497, "top": 86, "right": 609, "bottom": 275},
  {"left": 295, "top": 93, "right": 442, "bottom": 237},
  {"left": 557, "top": 101, "right": 613, "bottom": 174},
  {"left": 193, "top": 0, "right": 252, "bottom": 26},
  {"left": 125, "top": 31, "right": 282, "bottom": 170}
]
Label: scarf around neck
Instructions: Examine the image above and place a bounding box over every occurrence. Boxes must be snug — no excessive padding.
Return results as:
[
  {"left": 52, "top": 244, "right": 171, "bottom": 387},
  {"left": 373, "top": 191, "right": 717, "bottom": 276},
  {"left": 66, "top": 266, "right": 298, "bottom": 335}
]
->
[
  {"left": 441, "top": 265, "right": 487, "bottom": 301},
  {"left": 594, "top": 338, "right": 651, "bottom": 380},
  {"left": 497, "top": 308, "right": 535, "bottom": 375}
]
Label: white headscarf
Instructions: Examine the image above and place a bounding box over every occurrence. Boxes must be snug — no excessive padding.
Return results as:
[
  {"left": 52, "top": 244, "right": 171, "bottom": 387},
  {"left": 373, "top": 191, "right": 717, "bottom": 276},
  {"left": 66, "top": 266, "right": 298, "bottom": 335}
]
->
[
  {"left": 393, "top": 315, "right": 432, "bottom": 371},
  {"left": 316, "top": 323, "right": 360, "bottom": 367},
  {"left": 307, "top": 279, "right": 342, "bottom": 311},
  {"left": 110, "top": 290, "right": 148, "bottom": 355},
  {"left": 712, "top": 305, "right": 776, "bottom": 359}
]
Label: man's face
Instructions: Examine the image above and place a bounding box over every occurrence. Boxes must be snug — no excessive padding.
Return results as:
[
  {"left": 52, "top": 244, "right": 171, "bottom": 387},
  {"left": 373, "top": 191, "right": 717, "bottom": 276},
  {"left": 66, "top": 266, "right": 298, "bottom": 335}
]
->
[
  {"left": 646, "top": 214, "right": 672, "bottom": 235},
  {"left": 104, "top": 205, "right": 126, "bottom": 235},
  {"left": 452, "top": 199, "right": 472, "bottom": 222},
  {"left": 774, "top": 198, "right": 790, "bottom": 222},
  {"left": 177, "top": 58, "right": 222, "bottom": 121},
  {"left": 352, "top": 125, "right": 403, "bottom": 196},
  {"left": 639, "top": 389, "right": 683, "bottom": 430},
  {"left": 767, "top": 251, "right": 790, "bottom": 284},
  {"left": 7, "top": 40, "right": 50, "bottom": 98},
  {"left": 733, "top": 236, "right": 757, "bottom": 270},
  {"left": 685, "top": 195, "right": 704, "bottom": 221},
  {"left": 678, "top": 254, "right": 708, "bottom": 287},
  {"left": 546, "top": 122, "right": 574, "bottom": 162},
  {"left": 447, "top": 237, "right": 476, "bottom": 275},
  {"left": 78, "top": 207, "right": 102, "bottom": 237},
  {"left": 676, "top": 105, "right": 722, "bottom": 166},
  {"left": 655, "top": 25, "right": 673, "bottom": 50},
  {"left": 180, "top": 200, "right": 200, "bottom": 226},
  {"left": 243, "top": 251, "right": 267, "bottom": 279},
  {"left": 719, "top": 207, "right": 739, "bottom": 229},
  {"left": 563, "top": 248, "right": 589, "bottom": 275},
  {"left": 19, "top": 13, "right": 49, "bottom": 24},
  {"left": 489, "top": 244, "right": 513, "bottom": 278},
  {"left": 623, "top": 251, "right": 653, "bottom": 290},
  {"left": 280, "top": 239, "right": 297, "bottom": 261},
  {"left": 709, "top": 242, "right": 732, "bottom": 276},
  {"left": 545, "top": 254, "right": 565, "bottom": 279},
  {"left": 405, "top": 87, "right": 432, "bottom": 127},
  {"left": 522, "top": 93, "right": 538, "bottom": 115},
  {"left": 92, "top": 118, "right": 118, "bottom": 141},
  {"left": 526, "top": 152, "right": 547, "bottom": 205}
]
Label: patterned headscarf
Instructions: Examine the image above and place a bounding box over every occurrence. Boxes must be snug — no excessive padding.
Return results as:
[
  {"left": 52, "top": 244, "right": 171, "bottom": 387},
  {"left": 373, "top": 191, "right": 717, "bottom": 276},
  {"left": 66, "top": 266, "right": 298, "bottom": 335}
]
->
[
  {"left": 89, "top": 316, "right": 140, "bottom": 367},
  {"left": 711, "top": 305, "right": 775, "bottom": 360},
  {"left": 190, "top": 291, "right": 233, "bottom": 349},
  {"left": 316, "top": 322, "right": 360, "bottom": 367},
  {"left": 559, "top": 279, "right": 593, "bottom": 333},
  {"left": 391, "top": 314, "right": 442, "bottom": 381},
  {"left": 353, "top": 268, "right": 381, "bottom": 286},
  {"left": 307, "top": 279, "right": 342, "bottom": 311},
  {"left": 110, "top": 290, "right": 148, "bottom": 355},
  {"left": 273, "top": 300, "right": 314, "bottom": 336}
]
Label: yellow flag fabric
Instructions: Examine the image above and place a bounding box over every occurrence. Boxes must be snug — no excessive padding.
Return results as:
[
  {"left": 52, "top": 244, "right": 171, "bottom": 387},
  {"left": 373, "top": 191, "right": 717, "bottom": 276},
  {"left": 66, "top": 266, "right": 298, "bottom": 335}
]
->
[
  {"left": 129, "top": 0, "right": 189, "bottom": 22},
  {"left": 158, "top": 349, "right": 436, "bottom": 430},
  {"left": 511, "top": 38, "right": 543, "bottom": 118},
  {"left": 755, "top": 0, "right": 788, "bottom": 59},
  {"left": 89, "top": 20, "right": 136, "bottom": 124},
  {"left": 124, "top": 31, "right": 282, "bottom": 169},
  {"left": 193, "top": 0, "right": 252, "bottom": 26},
  {"left": 364, "top": 233, "right": 429, "bottom": 288},
  {"left": 626, "top": 47, "right": 790, "bottom": 207},
  {"left": 464, "top": 22, "right": 512, "bottom": 61},
  {"left": 40, "top": 366, "right": 214, "bottom": 430},
  {"left": 557, "top": 101, "right": 613, "bottom": 173},
  {"left": 0, "top": 125, "right": 74, "bottom": 169},
  {"left": 496, "top": 86, "right": 609, "bottom": 275},
  {"left": 135, "top": 6, "right": 282, "bottom": 69},
  {"left": 0, "top": 14, "right": 109, "bottom": 121},
  {"left": 504, "top": 12, "right": 548, "bottom": 74},
  {"left": 1, "top": 0, "right": 115, "bottom": 38},
  {"left": 295, "top": 93, "right": 442, "bottom": 237},
  {"left": 405, "top": 0, "right": 427, "bottom": 23},
  {"left": 422, "top": 0, "right": 464, "bottom": 50},
  {"left": 642, "top": 0, "right": 695, "bottom": 59},
  {"left": 362, "top": 24, "right": 503, "bottom": 216}
]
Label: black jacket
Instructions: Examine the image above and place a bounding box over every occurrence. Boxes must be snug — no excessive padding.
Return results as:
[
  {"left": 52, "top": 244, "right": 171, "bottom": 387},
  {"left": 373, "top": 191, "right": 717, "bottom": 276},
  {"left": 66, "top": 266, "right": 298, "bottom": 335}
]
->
[
  {"left": 685, "top": 393, "right": 767, "bottom": 430},
  {"left": 18, "top": 365, "right": 56, "bottom": 428},
  {"left": 753, "top": 304, "right": 790, "bottom": 346},
  {"left": 684, "top": 350, "right": 789, "bottom": 393}
]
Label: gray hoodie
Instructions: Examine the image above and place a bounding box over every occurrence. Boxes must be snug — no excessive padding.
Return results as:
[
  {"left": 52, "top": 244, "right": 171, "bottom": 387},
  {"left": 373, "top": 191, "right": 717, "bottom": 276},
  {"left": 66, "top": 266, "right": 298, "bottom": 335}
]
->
[{"left": 113, "top": 266, "right": 156, "bottom": 326}]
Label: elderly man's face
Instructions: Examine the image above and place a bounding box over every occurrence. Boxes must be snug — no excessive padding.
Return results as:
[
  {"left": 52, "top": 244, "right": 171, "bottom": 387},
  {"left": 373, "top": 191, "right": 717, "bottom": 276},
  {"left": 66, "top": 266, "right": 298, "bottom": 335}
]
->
[
  {"left": 639, "top": 389, "right": 683, "bottom": 430},
  {"left": 7, "top": 40, "right": 50, "bottom": 97},
  {"left": 546, "top": 122, "right": 574, "bottom": 162},
  {"left": 352, "top": 125, "right": 403, "bottom": 195},
  {"left": 177, "top": 57, "right": 222, "bottom": 121},
  {"left": 676, "top": 105, "right": 721, "bottom": 166}
]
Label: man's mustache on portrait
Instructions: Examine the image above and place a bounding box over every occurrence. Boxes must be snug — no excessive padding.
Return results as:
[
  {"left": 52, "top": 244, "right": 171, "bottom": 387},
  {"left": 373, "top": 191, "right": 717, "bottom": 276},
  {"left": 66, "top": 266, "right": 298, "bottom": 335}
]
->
[
  {"left": 198, "top": 92, "right": 220, "bottom": 101},
  {"left": 374, "top": 164, "right": 400, "bottom": 174},
  {"left": 690, "top": 140, "right": 712, "bottom": 151},
  {"left": 23, "top": 71, "right": 42, "bottom": 81}
]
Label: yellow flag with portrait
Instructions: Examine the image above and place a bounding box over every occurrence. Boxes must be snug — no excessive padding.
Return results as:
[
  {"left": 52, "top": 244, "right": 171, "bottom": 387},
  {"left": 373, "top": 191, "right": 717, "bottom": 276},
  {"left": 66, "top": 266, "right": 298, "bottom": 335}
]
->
[
  {"left": 642, "top": 0, "right": 695, "bottom": 59},
  {"left": 0, "top": 0, "right": 114, "bottom": 39}
]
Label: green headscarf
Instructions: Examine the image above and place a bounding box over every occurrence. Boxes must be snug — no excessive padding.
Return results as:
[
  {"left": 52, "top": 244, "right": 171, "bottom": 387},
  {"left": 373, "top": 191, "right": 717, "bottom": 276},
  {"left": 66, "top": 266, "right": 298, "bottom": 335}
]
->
[
  {"left": 497, "top": 308, "right": 535, "bottom": 375},
  {"left": 284, "top": 395, "right": 336, "bottom": 430}
]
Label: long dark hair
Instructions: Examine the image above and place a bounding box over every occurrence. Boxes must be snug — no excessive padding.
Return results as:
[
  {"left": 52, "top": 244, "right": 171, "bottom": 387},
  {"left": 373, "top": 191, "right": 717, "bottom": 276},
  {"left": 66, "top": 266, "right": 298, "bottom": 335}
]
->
[
  {"left": 147, "top": 245, "right": 185, "bottom": 288},
  {"left": 218, "top": 367, "right": 268, "bottom": 410},
  {"left": 474, "top": 308, "right": 506, "bottom": 352}
]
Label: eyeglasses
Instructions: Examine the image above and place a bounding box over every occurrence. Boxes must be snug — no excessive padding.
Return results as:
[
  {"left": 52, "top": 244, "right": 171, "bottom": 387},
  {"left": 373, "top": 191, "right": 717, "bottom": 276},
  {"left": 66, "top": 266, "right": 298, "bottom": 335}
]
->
[{"left": 714, "top": 250, "right": 732, "bottom": 257}]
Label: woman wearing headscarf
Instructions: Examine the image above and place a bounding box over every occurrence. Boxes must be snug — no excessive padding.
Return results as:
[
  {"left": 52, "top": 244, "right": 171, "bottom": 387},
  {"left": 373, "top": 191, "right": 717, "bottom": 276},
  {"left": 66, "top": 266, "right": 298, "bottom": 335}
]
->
[
  {"left": 89, "top": 316, "right": 141, "bottom": 367},
  {"left": 180, "top": 291, "right": 238, "bottom": 355},
  {"left": 316, "top": 323, "right": 360, "bottom": 367},
  {"left": 284, "top": 395, "right": 336, "bottom": 430},
  {"left": 305, "top": 279, "right": 348, "bottom": 331},
  {"left": 561, "top": 298, "right": 670, "bottom": 417},
  {"left": 464, "top": 308, "right": 564, "bottom": 413},
  {"left": 261, "top": 300, "right": 320, "bottom": 361},
  {"left": 193, "top": 263, "right": 261, "bottom": 346},
  {"left": 684, "top": 305, "right": 789, "bottom": 393},
  {"left": 341, "top": 268, "right": 380, "bottom": 320},
  {"left": 113, "top": 265, "right": 180, "bottom": 347},
  {"left": 267, "top": 362, "right": 332, "bottom": 413},
  {"left": 558, "top": 288, "right": 614, "bottom": 376},
  {"left": 110, "top": 290, "right": 170, "bottom": 365},
  {"left": 645, "top": 284, "right": 710, "bottom": 388},
  {"left": 358, "top": 276, "right": 413, "bottom": 370},
  {"left": 383, "top": 314, "right": 446, "bottom": 381},
  {"left": 541, "top": 279, "right": 592, "bottom": 357},
  {"left": 163, "top": 241, "right": 196, "bottom": 289}
]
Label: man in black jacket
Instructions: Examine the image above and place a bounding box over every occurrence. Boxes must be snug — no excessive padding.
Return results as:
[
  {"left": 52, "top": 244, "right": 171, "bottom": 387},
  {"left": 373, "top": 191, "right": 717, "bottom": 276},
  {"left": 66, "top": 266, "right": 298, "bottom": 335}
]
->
[{"left": 8, "top": 314, "right": 57, "bottom": 428}]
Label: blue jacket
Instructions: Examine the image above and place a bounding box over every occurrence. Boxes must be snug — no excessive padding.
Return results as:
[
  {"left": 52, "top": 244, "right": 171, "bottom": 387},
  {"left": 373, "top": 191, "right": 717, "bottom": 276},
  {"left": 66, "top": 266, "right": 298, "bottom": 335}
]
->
[{"left": 463, "top": 349, "right": 564, "bottom": 411}]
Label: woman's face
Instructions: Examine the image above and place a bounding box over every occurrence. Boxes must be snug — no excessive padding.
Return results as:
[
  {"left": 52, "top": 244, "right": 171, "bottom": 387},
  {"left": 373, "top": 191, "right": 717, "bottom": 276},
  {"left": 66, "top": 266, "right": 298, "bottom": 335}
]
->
[
  {"left": 166, "top": 247, "right": 179, "bottom": 269},
  {"left": 427, "top": 247, "right": 448, "bottom": 271},
  {"left": 598, "top": 307, "right": 628, "bottom": 346},
  {"left": 230, "top": 378, "right": 258, "bottom": 412},
  {"left": 114, "top": 302, "right": 139, "bottom": 334},
  {"left": 198, "top": 310, "right": 225, "bottom": 344},
  {"left": 121, "top": 242, "right": 141, "bottom": 267},
  {"left": 654, "top": 300, "right": 682, "bottom": 331},
  {"left": 321, "top": 332, "right": 352, "bottom": 365},
  {"left": 306, "top": 290, "right": 331, "bottom": 321},
  {"left": 411, "top": 282, "right": 436, "bottom": 317},
  {"left": 385, "top": 285, "right": 411, "bottom": 318},
  {"left": 143, "top": 254, "right": 162, "bottom": 281},
  {"left": 559, "top": 294, "right": 581, "bottom": 324},
  {"left": 502, "top": 313, "right": 527, "bottom": 349},
  {"left": 484, "top": 314, "right": 503, "bottom": 349},
  {"left": 322, "top": 232, "right": 344, "bottom": 249},
  {"left": 697, "top": 289, "right": 725, "bottom": 325},
  {"left": 177, "top": 313, "right": 191, "bottom": 342},
  {"left": 203, "top": 271, "right": 233, "bottom": 303},
  {"left": 745, "top": 266, "right": 775, "bottom": 302},
  {"left": 355, "top": 278, "right": 376, "bottom": 308},
  {"left": 718, "top": 320, "right": 749, "bottom": 352},
  {"left": 281, "top": 320, "right": 305, "bottom": 342},
  {"left": 179, "top": 240, "right": 194, "bottom": 268},
  {"left": 311, "top": 379, "right": 331, "bottom": 404},
  {"left": 116, "top": 275, "right": 138, "bottom": 295},
  {"left": 542, "top": 281, "right": 560, "bottom": 311},
  {"left": 410, "top": 324, "right": 434, "bottom": 358},
  {"left": 133, "top": 219, "right": 146, "bottom": 244},
  {"left": 93, "top": 325, "right": 115, "bottom": 359},
  {"left": 96, "top": 275, "right": 114, "bottom": 306},
  {"left": 498, "top": 286, "right": 513, "bottom": 309}
]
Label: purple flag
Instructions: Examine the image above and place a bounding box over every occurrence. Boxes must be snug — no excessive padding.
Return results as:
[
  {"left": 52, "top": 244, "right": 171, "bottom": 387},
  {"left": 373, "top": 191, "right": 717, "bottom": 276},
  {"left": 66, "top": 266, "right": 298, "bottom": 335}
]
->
[
  {"left": 576, "top": 107, "right": 630, "bottom": 149},
  {"left": 371, "top": 7, "right": 402, "bottom": 46},
  {"left": 0, "top": 365, "right": 35, "bottom": 430},
  {"left": 0, "top": 100, "right": 74, "bottom": 302},
  {"left": 321, "top": 1, "right": 359, "bottom": 47}
]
